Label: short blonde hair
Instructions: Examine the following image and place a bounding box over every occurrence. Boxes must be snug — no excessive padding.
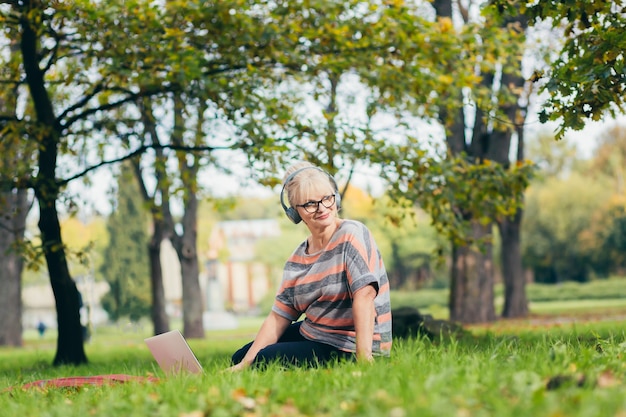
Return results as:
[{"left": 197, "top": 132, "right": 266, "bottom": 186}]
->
[{"left": 283, "top": 162, "right": 336, "bottom": 208}]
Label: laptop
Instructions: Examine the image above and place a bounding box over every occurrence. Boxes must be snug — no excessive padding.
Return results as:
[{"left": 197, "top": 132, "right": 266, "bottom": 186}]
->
[{"left": 144, "top": 330, "right": 203, "bottom": 375}]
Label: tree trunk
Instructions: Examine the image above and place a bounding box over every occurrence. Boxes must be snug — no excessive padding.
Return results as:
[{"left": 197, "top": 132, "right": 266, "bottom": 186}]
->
[
  {"left": 0, "top": 189, "right": 29, "bottom": 347},
  {"left": 449, "top": 220, "right": 496, "bottom": 324},
  {"left": 499, "top": 208, "right": 528, "bottom": 318},
  {"left": 173, "top": 192, "right": 204, "bottom": 338},
  {"left": 133, "top": 101, "right": 172, "bottom": 336},
  {"left": 38, "top": 200, "right": 87, "bottom": 365},
  {"left": 20, "top": 5, "right": 86, "bottom": 365},
  {"left": 492, "top": 69, "right": 529, "bottom": 318},
  {"left": 149, "top": 220, "right": 170, "bottom": 335},
  {"left": 0, "top": 31, "right": 27, "bottom": 347},
  {"left": 432, "top": 0, "right": 497, "bottom": 325},
  {"left": 169, "top": 93, "right": 204, "bottom": 339}
]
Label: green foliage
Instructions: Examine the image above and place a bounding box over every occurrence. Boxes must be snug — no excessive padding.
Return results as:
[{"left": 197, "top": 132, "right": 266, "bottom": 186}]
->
[
  {"left": 580, "top": 198, "right": 626, "bottom": 276},
  {"left": 522, "top": 124, "right": 626, "bottom": 282},
  {"left": 100, "top": 164, "right": 151, "bottom": 322},
  {"left": 590, "top": 124, "right": 626, "bottom": 194},
  {"left": 378, "top": 137, "right": 534, "bottom": 248},
  {"left": 486, "top": 1, "right": 626, "bottom": 138},
  {"left": 522, "top": 173, "right": 612, "bottom": 283}
]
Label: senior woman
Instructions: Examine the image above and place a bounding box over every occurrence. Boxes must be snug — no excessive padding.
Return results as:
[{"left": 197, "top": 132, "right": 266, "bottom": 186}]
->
[{"left": 228, "top": 161, "right": 391, "bottom": 370}]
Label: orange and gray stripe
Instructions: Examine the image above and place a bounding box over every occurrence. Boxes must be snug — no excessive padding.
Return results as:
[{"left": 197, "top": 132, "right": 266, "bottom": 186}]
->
[{"left": 272, "top": 220, "right": 392, "bottom": 356}]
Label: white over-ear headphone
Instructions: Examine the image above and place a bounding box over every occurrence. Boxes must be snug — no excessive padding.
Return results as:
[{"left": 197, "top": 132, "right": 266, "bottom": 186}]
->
[{"left": 279, "top": 166, "right": 341, "bottom": 224}]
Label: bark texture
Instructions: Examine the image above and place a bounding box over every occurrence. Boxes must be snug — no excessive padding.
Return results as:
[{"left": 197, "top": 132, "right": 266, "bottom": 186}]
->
[{"left": 0, "top": 189, "right": 29, "bottom": 347}]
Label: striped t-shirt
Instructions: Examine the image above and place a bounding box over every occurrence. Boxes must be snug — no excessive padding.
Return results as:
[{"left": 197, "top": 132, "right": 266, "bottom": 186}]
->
[{"left": 272, "top": 219, "right": 392, "bottom": 356}]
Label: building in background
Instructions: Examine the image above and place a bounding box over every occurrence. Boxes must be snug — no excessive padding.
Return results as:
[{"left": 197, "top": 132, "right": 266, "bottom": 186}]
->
[
  {"left": 205, "top": 219, "right": 281, "bottom": 313},
  {"left": 22, "top": 219, "right": 281, "bottom": 330}
]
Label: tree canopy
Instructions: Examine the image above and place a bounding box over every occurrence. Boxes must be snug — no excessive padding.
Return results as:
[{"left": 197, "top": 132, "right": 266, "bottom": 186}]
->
[
  {"left": 1, "top": 0, "right": 564, "bottom": 361},
  {"left": 487, "top": 0, "right": 626, "bottom": 137}
]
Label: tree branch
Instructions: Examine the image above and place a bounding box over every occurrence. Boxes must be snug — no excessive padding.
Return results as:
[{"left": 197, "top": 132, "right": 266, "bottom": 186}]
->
[
  {"left": 57, "top": 82, "right": 105, "bottom": 122},
  {"left": 60, "top": 85, "right": 177, "bottom": 132},
  {"left": 56, "top": 142, "right": 236, "bottom": 187}
]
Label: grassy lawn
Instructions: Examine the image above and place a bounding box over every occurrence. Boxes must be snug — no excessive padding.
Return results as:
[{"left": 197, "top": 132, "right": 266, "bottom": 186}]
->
[{"left": 1, "top": 305, "right": 626, "bottom": 417}]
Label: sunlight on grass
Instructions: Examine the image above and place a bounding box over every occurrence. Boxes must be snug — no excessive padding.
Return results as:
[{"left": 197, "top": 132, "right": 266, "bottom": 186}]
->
[{"left": 530, "top": 298, "right": 626, "bottom": 314}]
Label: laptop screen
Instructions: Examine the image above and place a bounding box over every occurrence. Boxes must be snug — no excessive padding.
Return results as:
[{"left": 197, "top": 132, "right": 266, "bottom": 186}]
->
[{"left": 144, "top": 330, "right": 203, "bottom": 375}]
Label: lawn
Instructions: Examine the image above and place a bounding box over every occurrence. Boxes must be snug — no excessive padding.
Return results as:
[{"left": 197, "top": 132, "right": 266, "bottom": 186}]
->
[{"left": 1, "top": 304, "right": 626, "bottom": 416}]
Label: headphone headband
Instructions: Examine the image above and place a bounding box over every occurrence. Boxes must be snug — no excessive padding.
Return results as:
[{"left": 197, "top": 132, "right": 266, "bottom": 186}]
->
[{"left": 279, "top": 166, "right": 341, "bottom": 224}]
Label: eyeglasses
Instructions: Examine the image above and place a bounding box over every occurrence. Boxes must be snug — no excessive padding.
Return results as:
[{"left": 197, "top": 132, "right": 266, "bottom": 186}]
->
[{"left": 296, "top": 194, "right": 336, "bottom": 213}]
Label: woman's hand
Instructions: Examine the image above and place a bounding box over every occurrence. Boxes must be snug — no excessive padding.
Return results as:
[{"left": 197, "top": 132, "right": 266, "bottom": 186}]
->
[
  {"left": 224, "top": 360, "right": 250, "bottom": 373},
  {"left": 224, "top": 311, "right": 291, "bottom": 372}
]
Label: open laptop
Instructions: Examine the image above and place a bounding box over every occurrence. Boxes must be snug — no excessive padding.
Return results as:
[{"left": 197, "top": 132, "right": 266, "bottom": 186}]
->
[{"left": 144, "top": 330, "right": 203, "bottom": 375}]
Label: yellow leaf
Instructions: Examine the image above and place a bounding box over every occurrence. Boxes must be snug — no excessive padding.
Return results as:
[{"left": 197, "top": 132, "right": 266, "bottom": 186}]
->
[
  {"left": 437, "top": 74, "right": 454, "bottom": 85},
  {"left": 439, "top": 17, "right": 454, "bottom": 33}
]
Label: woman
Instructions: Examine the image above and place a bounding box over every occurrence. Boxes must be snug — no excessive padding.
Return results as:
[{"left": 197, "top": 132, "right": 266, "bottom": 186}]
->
[{"left": 228, "top": 162, "right": 392, "bottom": 370}]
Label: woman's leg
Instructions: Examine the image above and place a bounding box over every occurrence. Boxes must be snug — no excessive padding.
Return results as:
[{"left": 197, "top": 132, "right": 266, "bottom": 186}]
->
[
  {"left": 253, "top": 339, "right": 353, "bottom": 368},
  {"left": 231, "top": 321, "right": 353, "bottom": 367},
  {"left": 231, "top": 321, "right": 305, "bottom": 365}
]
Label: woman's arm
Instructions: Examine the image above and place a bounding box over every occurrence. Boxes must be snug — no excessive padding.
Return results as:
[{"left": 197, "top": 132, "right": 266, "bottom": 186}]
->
[
  {"left": 352, "top": 284, "right": 377, "bottom": 362},
  {"left": 227, "top": 310, "right": 291, "bottom": 371}
]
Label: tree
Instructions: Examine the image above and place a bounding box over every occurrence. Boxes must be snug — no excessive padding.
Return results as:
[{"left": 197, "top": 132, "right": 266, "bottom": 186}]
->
[
  {"left": 1, "top": 0, "right": 178, "bottom": 364},
  {"left": 100, "top": 163, "right": 151, "bottom": 322},
  {"left": 119, "top": 1, "right": 447, "bottom": 337},
  {"left": 435, "top": 0, "right": 532, "bottom": 322},
  {"left": 0, "top": 187, "right": 30, "bottom": 347},
  {"left": 370, "top": 0, "right": 533, "bottom": 323},
  {"left": 116, "top": 1, "right": 373, "bottom": 338},
  {"left": 488, "top": 1, "right": 626, "bottom": 138},
  {"left": 0, "top": 30, "right": 33, "bottom": 347},
  {"left": 521, "top": 126, "right": 626, "bottom": 281}
]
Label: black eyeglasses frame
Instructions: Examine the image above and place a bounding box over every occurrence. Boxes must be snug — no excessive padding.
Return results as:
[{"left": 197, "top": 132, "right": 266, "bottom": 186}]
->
[{"left": 296, "top": 194, "right": 336, "bottom": 213}]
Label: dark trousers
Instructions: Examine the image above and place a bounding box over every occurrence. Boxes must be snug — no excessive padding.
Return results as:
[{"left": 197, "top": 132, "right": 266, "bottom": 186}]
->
[{"left": 231, "top": 321, "right": 354, "bottom": 368}]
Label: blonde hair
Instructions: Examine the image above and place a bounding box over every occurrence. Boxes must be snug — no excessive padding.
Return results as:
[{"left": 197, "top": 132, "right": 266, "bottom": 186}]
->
[{"left": 283, "top": 162, "right": 336, "bottom": 208}]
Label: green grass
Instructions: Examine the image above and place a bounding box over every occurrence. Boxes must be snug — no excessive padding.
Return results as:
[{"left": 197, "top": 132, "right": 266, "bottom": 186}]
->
[
  {"left": 2, "top": 315, "right": 626, "bottom": 417},
  {"left": 529, "top": 298, "right": 626, "bottom": 315},
  {"left": 392, "top": 278, "right": 626, "bottom": 320}
]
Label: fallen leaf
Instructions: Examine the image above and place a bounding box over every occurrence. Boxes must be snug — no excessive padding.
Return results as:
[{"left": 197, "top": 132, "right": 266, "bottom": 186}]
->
[
  {"left": 597, "top": 370, "right": 620, "bottom": 388},
  {"left": 179, "top": 411, "right": 203, "bottom": 417}
]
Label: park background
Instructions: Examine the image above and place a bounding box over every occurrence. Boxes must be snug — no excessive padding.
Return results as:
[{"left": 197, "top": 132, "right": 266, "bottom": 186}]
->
[
  {"left": 18, "top": 116, "right": 626, "bottom": 335},
  {"left": 1, "top": 1, "right": 626, "bottom": 416}
]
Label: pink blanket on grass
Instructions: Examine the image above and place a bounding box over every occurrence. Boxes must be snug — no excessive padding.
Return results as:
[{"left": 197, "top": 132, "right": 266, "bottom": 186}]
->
[{"left": 6, "top": 374, "right": 159, "bottom": 391}]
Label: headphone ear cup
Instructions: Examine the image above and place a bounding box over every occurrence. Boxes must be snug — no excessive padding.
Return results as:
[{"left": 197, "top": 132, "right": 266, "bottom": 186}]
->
[
  {"left": 285, "top": 207, "right": 302, "bottom": 224},
  {"left": 335, "top": 193, "right": 341, "bottom": 211}
]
